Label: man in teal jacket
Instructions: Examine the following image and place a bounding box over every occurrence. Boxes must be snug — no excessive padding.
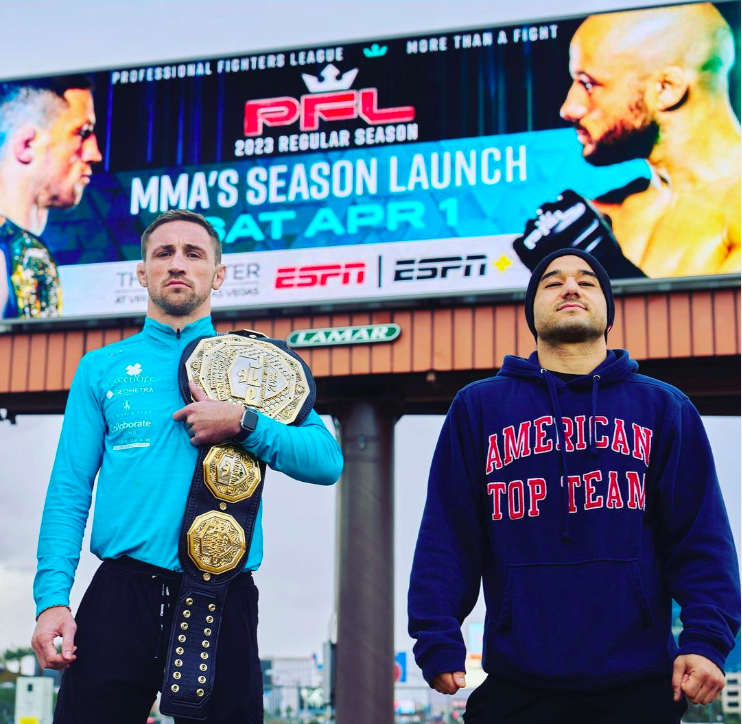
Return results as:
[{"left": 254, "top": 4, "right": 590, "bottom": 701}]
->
[{"left": 31, "top": 209, "right": 343, "bottom": 723}]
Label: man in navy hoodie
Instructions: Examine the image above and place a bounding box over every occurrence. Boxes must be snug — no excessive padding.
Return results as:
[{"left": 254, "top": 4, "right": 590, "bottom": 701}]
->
[{"left": 408, "top": 248, "right": 740, "bottom": 723}]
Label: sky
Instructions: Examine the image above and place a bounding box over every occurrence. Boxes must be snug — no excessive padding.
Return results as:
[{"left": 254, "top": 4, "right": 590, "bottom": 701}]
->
[{"left": 0, "top": 0, "right": 739, "bottom": 682}]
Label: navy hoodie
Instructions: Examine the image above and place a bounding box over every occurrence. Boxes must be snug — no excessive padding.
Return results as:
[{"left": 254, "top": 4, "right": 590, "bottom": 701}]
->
[{"left": 408, "top": 349, "right": 740, "bottom": 690}]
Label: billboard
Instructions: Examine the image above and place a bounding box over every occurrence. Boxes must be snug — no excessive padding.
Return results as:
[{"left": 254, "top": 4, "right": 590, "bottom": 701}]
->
[{"left": 0, "top": 1, "right": 739, "bottom": 319}]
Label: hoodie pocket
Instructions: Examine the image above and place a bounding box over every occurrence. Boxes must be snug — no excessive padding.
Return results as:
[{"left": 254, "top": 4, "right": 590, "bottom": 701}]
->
[{"left": 492, "top": 559, "right": 667, "bottom": 682}]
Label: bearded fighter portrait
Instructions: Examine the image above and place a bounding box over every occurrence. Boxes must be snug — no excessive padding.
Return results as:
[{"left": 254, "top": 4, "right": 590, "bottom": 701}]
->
[
  {"left": 514, "top": 2, "right": 741, "bottom": 279},
  {"left": 0, "top": 75, "right": 102, "bottom": 318}
]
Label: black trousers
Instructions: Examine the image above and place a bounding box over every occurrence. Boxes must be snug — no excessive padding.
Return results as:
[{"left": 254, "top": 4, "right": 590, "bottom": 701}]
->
[
  {"left": 54, "top": 557, "right": 263, "bottom": 724},
  {"left": 463, "top": 674, "right": 688, "bottom": 724}
]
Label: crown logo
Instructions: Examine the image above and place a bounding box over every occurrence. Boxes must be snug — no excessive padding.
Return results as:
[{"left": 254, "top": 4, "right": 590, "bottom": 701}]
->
[
  {"left": 363, "top": 44, "right": 388, "bottom": 58},
  {"left": 301, "top": 64, "right": 359, "bottom": 93}
]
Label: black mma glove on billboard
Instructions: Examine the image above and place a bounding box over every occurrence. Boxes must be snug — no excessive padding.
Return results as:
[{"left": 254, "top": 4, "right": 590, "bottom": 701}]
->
[{"left": 513, "top": 190, "right": 646, "bottom": 278}]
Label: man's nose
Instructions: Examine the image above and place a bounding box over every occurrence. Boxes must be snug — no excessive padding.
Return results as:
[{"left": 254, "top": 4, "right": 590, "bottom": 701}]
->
[
  {"left": 82, "top": 135, "right": 103, "bottom": 164},
  {"left": 560, "top": 84, "right": 588, "bottom": 123},
  {"left": 168, "top": 252, "right": 188, "bottom": 272},
  {"left": 562, "top": 277, "right": 582, "bottom": 295}
]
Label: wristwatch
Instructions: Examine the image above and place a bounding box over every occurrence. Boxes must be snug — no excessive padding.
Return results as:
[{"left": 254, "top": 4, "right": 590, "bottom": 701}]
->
[{"left": 235, "top": 407, "right": 258, "bottom": 442}]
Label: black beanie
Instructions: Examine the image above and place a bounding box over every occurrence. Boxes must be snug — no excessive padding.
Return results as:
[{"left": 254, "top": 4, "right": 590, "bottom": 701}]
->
[{"left": 524, "top": 248, "right": 615, "bottom": 340}]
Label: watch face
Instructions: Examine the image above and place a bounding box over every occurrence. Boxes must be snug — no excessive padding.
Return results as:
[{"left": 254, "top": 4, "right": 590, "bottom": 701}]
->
[{"left": 241, "top": 408, "right": 258, "bottom": 432}]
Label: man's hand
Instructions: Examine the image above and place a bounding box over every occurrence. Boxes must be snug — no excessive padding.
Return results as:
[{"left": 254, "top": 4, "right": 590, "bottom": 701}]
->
[
  {"left": 672, "top": 654, "right": 725, "bottom": 705},
  {"left": 512, "top": 190, "right": 646, "bottom": 278},
  {"left": 31, "top": 607, "right": 77, "bottom": 670},
  {"left": 431, "top": 671, "right": 466, "bottom": 695},
  {"left": 172, "top": 382, "right": 243, "bottom": 446}
]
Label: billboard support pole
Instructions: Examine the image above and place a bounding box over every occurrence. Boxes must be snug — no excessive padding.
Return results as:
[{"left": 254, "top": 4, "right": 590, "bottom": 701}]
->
[{"left": 334, "top": 400, "right": 396, "bottom": 724}]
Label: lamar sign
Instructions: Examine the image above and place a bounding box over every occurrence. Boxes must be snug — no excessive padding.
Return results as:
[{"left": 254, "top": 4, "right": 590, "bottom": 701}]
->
[{"left": 287, "top": 323, "right": 401, "bottom": 348}]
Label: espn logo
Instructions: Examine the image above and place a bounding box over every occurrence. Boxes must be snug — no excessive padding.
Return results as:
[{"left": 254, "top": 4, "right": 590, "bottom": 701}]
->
[
  {"left": 394, "top": 255, "right": 487, "bottom": 281},
  {"left": 276, "top": 262, "right": 366, "bottom": 288}
]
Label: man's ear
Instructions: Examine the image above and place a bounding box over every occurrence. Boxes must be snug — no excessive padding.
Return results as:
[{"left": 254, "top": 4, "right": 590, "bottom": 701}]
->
[
  {"left": 212, "top": 263, "right": 227, "bottom": 291},
  {"left": 654, "top": 66, "right": 689, "bottom": 112},
  {"left": 12, "top": 127, "right": 37, "bottom": 164},
  {"left": 136, "top": 261, "right": 147, "bottom": 288}
]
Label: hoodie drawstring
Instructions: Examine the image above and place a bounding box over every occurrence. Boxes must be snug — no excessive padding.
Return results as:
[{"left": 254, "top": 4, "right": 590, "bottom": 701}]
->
[
  {"left": 590, "top": 375, "right": 601, "bottom": 456},
  {"left": 541, "top": 370, "right": 573, "bottom": 541},
  {"left": 541, "top": 370, "right": 603, "bottom": 541},
  {"left": 153, "top": 576, "right": 172, "bottom": 660}
]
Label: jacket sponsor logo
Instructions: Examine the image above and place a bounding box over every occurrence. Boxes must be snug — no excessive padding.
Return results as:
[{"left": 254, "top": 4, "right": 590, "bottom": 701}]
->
[
  {"left": 113, "top": 441, "right": 151, "bottom": 451},
  {"left": 394, "top": 255, "right": 487, "bottom": 281},
  {"left": 111, "top": 419, "right": 152, "bottom": 434},
  {"left": 126, "top": 363, "right": 143, "bottom": 376},
  {"left": 106, "top": 374, "right": 156, "bottom": 388},
  {"left": 275, "top": 262, "right": 366, "bottom": 289}
]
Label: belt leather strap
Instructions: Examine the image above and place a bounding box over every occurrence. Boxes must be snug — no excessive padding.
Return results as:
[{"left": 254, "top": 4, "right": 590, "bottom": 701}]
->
[{"left": 159, "top": 331, "right": 315, "bottom": 719}]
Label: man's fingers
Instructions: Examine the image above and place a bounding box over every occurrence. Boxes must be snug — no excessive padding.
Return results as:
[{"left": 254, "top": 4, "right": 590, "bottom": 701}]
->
[
  {"left": 31, "top": 639, "right": 47, "bottom": 668},
  {"left": 689, "top": 674, "right": 723, "bottom": 705},
  {"left": 39, "top": 637, "right": 62, "bottom": 669},
  {"left": 431, "top": 672, "right": 465, "bottom": 695},
  {"left": 707, "top": 682, "right": 724, "bottom": 705},
  {"left": 41, "top": 634, "right": 58, "bottom": 665},
  {"left": 172, "top": 405, "right": 191, "bottom": 422},
  {"left": 688, "top": 679, "right": 713, "bottom": 705},
  {"left": 61, "top": 620, "right": 77, "bottom": 660},
  {"left": 671, "top": 657, "right": 686, "bottom": 701},
  {"left": 48, "top": 659, "right": 72, "bottom": 670},
  {"left": 438, "top": 677, "right": 455, "bottom": 695},
  {"left": 189, "top": 381, "right": 209, "bottom": 402},
  {"left": 45, "top": 651, "right": 73, "bottom": 670},
  {"left": 681, "top": 671, "right": 704, "bottom": 701},
  {"left": 432, "top": 673, "right": 455, "bottom": 695}
]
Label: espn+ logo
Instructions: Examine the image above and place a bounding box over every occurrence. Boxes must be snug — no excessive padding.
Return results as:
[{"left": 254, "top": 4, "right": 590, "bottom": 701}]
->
[{"left": 394, "top": 255, "right": 487, "bottom": 281}]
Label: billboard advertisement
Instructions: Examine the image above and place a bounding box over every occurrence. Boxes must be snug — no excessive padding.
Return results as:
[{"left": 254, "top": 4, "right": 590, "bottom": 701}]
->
[{"left": 0, "top": 1, "right": 739, "bottom": 319}]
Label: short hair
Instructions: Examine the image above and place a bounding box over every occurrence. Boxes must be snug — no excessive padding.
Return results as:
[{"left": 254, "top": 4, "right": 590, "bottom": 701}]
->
[
  {"left": 140, "top": 209, "right": 222, "bottom": 264},
  {"left": 0, "top": 75, "right": 94, "bottom": 154}
]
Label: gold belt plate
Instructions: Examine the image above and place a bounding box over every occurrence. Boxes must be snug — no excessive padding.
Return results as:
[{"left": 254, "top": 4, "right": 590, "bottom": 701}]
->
[
  {"left": 187, "top": 511, "right": 247, "bottom": 575},
  {"left": 202, "top": 443, "right": 261, "bottom": 503},
  {"left": 186, "top": 334, "right": 309, "bottom": 424}
]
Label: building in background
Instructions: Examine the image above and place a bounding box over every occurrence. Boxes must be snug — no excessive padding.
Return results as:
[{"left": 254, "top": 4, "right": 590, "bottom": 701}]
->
[
  {"left": 262, "top": 656, "right": 322, "bottom": 717},
  {"left": 722, "top": 672, "right": 741, "bottom": 717}
]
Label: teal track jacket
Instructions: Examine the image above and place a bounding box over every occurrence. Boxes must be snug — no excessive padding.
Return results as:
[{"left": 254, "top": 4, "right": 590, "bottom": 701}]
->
[{"left": 34, "top": 316, "right": 343, "bottom": 617}]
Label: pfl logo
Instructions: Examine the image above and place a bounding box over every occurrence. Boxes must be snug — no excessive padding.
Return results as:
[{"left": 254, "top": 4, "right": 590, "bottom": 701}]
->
[
  {"left": 394, "top": 255, "right": 488, "bottom": 282},
  {"left": 276, "top": 262, "right": 366, "bottom": 289},
  {"left": 244, "top": 63, "right": 415, "bottom": 136}
]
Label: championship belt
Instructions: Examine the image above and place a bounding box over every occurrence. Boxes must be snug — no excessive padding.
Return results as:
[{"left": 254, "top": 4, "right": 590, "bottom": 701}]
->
[{"left": 159, "top": 330, "right": 315, "bottom": 719}]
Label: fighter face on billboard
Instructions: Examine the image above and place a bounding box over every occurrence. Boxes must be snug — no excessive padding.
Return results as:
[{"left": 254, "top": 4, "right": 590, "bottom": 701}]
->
[
  {"left": 0, "top": 76, "right": 101, "bottom": 234},
  {"left": 515, "top": 3, "right": 740, "bottom": 279},
  {"left": 560, "top": 4, "right": 735, "bottom": 167},
  {"left": 0, "top": 76, "right": 101, "bottom": 318},
  {"left": 35, "top": 88, "right": 101, "bottom": 209},
  {"left": 560, "top": 30, "right": 659, "bottom": 166}
]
